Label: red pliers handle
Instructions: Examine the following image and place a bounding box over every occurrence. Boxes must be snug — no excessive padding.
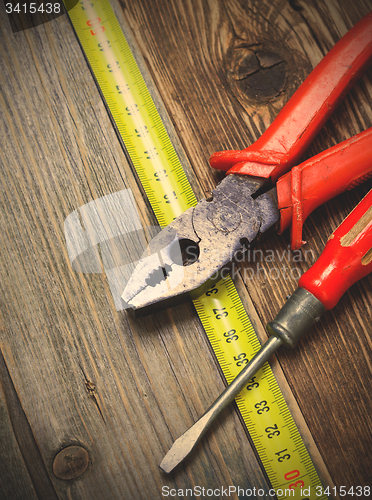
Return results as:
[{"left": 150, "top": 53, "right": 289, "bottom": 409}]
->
[{"left": 210, "top": 12, "right": 372, "bottom": 249}]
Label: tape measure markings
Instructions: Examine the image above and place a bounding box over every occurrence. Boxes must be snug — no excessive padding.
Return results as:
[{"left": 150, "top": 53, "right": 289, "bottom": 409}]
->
[{"left": 66, "top": 2, "right": 328, "bottom": 499}]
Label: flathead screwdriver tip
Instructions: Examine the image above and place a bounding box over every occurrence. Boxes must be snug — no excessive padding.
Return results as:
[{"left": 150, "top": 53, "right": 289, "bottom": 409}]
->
[
  {"left": 160, "top": 413, "right": 211, "bottom": 473},
  {"left": 160, "top": 336, "right": 283, "bottom": 473}
]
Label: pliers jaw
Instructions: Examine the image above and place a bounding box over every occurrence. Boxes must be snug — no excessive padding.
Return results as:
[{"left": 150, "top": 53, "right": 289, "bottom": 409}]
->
[{"left": 122, "top": 175, "right": 279, "bottom": 316}]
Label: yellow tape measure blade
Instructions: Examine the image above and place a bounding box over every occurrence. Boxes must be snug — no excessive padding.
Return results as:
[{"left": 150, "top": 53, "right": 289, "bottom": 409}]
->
[{"left": 66, "top": 2, "right": 328, "bottom": 498}]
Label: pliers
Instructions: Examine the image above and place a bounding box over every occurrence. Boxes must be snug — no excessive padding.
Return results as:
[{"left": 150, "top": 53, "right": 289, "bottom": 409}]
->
[{"left": 122, "top": 12, "right": 372, "bottom": 316}]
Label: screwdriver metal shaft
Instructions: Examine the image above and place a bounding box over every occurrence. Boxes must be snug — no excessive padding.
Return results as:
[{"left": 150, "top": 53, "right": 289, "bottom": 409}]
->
[
  {"left": 160, "top": 335, "right": 282, "bottom": 473},
  {"left": 160, "top": 287, "right": 326, "bottom": 473}
]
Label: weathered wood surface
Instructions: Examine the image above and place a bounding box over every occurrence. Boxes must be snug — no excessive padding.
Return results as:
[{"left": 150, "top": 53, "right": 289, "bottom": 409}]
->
[{"left": 0, "top": 0, "right": 371, "bottom": 499}]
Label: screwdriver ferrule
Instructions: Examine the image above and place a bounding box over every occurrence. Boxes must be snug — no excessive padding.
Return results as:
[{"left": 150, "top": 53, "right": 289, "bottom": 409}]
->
[{"left": 267, "top": 287, "right": 326, "bottom": 348}]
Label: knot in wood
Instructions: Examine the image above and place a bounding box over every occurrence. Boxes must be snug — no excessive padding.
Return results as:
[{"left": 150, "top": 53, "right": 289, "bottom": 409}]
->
[
  {"left": 53, "top": 445, "right": 89, "bottom": 480},
  {"left": 230, "top": 47, "right": 287, "bottom": 101}
]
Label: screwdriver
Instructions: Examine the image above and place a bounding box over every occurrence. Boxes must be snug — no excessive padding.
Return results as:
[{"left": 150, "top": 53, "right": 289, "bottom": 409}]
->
[{"left": 160, "top": 188, "right": 372, "bottom": 473}]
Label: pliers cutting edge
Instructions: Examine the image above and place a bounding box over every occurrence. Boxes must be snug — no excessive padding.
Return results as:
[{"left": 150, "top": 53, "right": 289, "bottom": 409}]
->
[{"left": 122, "top": 12, "right": 372, "bottom": 316}]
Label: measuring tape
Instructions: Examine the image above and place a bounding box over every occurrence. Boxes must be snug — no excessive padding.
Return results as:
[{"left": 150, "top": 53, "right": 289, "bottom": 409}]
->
[{"left": 66, "top": 1, "right": 328, "bottom": 498}]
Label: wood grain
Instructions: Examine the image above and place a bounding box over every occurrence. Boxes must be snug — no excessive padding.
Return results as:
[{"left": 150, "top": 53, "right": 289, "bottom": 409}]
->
[{"left": 0, "top": 0, "right": 371, "bottom": 498}]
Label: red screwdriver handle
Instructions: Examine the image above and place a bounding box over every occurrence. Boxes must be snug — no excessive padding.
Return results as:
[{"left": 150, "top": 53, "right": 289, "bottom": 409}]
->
[
  {"left": 210, "top": 12, "right": 372, "bottom": 183},
  {"left": 298, "top": 189, "right": 372, "bottom": 310},
  {"left": 277, "top": 127, "right": 372, "bottom": 249}
]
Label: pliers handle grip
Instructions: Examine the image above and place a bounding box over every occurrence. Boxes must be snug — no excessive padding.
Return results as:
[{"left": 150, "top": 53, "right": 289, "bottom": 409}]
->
[
  {"left": 210, "top": 11, "right": 372, "bottom": 248},
  {"left": 210, "top": 12, "right": 372, "bottom": 181},
  {"left": 278, "top": 127, "right": 372, "bottom": 248}
]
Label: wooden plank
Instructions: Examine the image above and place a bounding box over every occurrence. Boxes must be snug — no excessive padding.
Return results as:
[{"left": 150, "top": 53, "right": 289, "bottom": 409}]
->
[
  {"left": 0, "top": 350, "right": 39, "bottom": 500},
  {"left": 118, "top": 0, "right": 372, "bottom": 492},
  {"left": 0, "top": 0, "right": 371, "bottom": 498}
]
